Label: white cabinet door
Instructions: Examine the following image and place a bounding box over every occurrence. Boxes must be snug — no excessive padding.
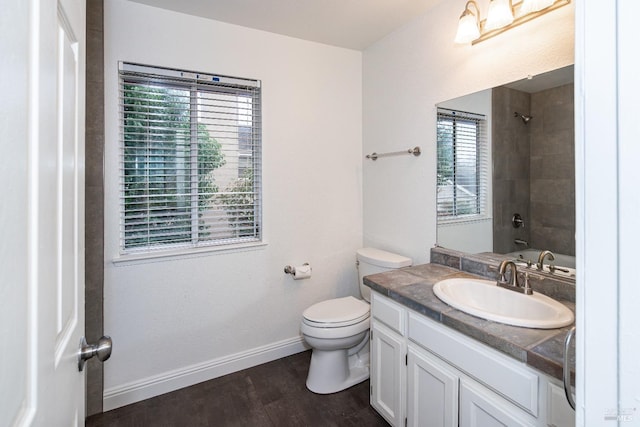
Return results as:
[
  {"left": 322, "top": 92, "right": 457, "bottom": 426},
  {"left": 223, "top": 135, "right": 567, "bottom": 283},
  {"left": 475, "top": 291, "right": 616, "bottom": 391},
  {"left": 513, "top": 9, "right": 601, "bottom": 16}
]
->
[
  {"left": 460, "top": 379, "right": 535, "bottom": 427},
  {"left": 546, "top": 382, "right": 575, "bottom": 427},
  {"left": 371, "top": 321, "right": 406, "bottom": 427},
  {"left": 407, "top": 346, "right": 459, "bottom": 427}
]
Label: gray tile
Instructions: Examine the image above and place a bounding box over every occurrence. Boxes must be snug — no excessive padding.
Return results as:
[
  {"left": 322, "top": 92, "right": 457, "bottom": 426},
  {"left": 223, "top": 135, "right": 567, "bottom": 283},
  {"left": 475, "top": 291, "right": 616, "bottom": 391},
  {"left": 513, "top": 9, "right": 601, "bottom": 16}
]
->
[
  {"left": 527, "top": 329, "right": 575, "bottom": 384},
  {"left": 402, "top": 262, "right": 460, "bottom": 281},
  {"left": 392, "top": 281, "right": 454, "bottom": 322},
  {"left": 461, "top": 257, "right": 492, "bottom": 278},
  {"left": 86, "top": 0, "right": 103, "bottom": 32},
  {"left": 530, "top": 201, "right": 574, "bottom": 230},
  {"left": 541, "top": 103, "right": 574, "bottom": 134},
  {"left": 86, "top": 81, "right": 105, "bottom": 135},
  {"left": 363, "top": 270, "right": 424, "bottom": 296},
  {"left": 530, "top": 227, "right": 575, "bottom": 257},
  {"left": 86, "top": 29, "right": 104, "bottom": 83},
  {"left": 530, "top": 178, "right": 573, "bottom": 204},
  {"left": 531, "top": 128, "right": 574, "bottom": 157},
  {"left": 85, "top": 0, "right": 104, "bottom": 415},
  {"left": 430, "top": 247, "right": 461, "bottom": 269},
  {"left": 85, "top": 134, "right": 104, "bottom": 189},
  {"left": 87, "top": 361, "right": 103, "bottom": 416},
  {"left": 530, "top": 154, "right": 573, "bottom": 180}
]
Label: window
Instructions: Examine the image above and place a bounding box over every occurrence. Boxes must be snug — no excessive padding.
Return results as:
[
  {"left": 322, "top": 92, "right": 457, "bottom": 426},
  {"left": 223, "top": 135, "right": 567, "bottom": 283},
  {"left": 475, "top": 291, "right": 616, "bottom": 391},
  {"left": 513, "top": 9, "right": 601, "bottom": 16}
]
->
[
  {"left": 119, "top": 62, "right": 262, "bottom": 254},
  {"left": 437, "top": 108, "right": 488, "bottom": 221}
]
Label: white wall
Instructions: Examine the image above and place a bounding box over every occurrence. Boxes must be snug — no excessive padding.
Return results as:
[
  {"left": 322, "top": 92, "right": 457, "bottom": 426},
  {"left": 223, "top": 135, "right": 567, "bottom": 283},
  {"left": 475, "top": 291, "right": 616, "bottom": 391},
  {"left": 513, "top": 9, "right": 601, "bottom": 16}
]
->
[
  {"left": 363, "top": 0, "right": 574, "bottom": 264},
  {"left": 437, "top": 89, "right": 493, "bottom": 254},
  {"left": 103, "top": 0, "right": 362, "bottom": 408}
]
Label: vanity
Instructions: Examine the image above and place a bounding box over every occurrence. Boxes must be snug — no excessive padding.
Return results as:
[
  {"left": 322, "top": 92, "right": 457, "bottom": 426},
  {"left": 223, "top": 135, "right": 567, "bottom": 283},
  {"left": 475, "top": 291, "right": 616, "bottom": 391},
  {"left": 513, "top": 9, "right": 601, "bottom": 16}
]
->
[{"left": 364, "top": 248, "right": 575, "bottom": 427}]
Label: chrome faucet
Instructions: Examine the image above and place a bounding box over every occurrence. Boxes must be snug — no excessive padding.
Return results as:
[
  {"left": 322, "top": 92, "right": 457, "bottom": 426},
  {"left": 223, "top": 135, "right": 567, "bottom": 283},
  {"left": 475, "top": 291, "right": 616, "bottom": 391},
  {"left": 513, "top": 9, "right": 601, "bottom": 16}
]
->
[
  {"left": 536, "top": 250, "right": 555, "bottom": 271},
  {"left": 497, "top": 260, "right": 532, "bottom": 295},
  {"left": 498, "top": 260, "right": 519, "bottom": 287}
]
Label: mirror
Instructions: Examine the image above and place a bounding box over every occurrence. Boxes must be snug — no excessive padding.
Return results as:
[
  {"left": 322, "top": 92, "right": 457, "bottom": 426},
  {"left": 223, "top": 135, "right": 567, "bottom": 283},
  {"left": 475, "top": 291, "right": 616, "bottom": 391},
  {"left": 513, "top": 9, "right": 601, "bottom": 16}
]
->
[{"left": 436, "top": 65, "right": 575, "bottom": 271}]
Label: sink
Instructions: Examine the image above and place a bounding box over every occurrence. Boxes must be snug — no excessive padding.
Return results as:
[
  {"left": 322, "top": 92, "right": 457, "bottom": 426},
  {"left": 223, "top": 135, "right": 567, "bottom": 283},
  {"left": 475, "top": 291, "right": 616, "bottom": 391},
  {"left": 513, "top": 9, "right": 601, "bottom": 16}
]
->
[{"left": 433, "top": 278, "right": 574, "bottom": 329}]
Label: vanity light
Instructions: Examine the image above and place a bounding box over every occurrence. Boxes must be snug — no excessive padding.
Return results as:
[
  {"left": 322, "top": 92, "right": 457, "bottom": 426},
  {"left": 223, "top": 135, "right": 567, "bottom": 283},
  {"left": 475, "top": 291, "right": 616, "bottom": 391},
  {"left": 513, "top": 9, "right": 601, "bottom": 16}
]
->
[
  {"left": 454, "top": 1, "right": 481, "bottom": 44},
  {"left": 454, "top": 0, "right": 570, "bottom": 45},
  {"left": 484, "top": 0, "right": 514, "bottom": 31}
]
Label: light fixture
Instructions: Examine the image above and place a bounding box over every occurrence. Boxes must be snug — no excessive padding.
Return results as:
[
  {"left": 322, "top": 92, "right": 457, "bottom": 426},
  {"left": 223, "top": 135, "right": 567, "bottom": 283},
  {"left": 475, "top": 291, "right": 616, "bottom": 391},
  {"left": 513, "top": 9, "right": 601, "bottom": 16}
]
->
[
  {"left": 454, "top": 1, "right": 481, "bottom": 44},
  {"left": 484, "top": 0, "right": 514, "bottom": 31},
  {"left": 454, "top": 0, "right": 570, "bottom": 45},
  {"left": 520, "top": 0, "right": 555, "bottom": 14}
]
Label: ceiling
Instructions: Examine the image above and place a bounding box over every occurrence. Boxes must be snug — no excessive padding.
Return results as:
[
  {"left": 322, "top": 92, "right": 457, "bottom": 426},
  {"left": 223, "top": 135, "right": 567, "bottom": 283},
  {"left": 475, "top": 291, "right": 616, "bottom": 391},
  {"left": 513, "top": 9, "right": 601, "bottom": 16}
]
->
[
  {"left": 127, "top": 0, "right": 443, "bottom": 50},
  {"left": 504, "top": 65, "right": 574, "bottom": 93}
]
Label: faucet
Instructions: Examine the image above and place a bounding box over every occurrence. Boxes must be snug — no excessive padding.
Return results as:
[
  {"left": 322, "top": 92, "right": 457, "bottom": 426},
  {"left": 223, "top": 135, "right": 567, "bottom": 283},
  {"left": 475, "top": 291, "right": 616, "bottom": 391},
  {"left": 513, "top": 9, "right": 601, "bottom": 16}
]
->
[
  {"left": 497, "top": 260, "right": 532, "bottom": 295},
  {"left": 498, "top": 260, "right": 519, "bottom": 287},
  {"left": 536, "top": 250, "right": 555, "bottom": 271}
]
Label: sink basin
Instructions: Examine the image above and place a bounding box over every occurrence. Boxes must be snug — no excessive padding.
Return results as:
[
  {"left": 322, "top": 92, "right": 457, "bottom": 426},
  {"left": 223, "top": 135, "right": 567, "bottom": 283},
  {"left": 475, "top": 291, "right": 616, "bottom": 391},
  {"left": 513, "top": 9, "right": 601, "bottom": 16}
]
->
[{"left": 433, "top": 278, "right": 574, "bottom": 329}]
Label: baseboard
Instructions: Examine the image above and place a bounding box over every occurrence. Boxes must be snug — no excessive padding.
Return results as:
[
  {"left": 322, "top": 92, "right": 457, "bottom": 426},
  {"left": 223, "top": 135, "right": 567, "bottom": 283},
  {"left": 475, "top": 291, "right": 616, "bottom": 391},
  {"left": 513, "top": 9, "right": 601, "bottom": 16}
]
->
[{"left": 103, "top": 336, "right": 309, "bottom": 411}]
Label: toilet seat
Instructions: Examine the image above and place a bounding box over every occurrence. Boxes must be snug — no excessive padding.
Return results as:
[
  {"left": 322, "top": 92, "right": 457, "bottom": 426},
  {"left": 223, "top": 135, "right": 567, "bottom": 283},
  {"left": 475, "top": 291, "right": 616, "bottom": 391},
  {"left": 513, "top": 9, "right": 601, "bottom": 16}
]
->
[{"left": 302, "top": 296, "right": 370, "bottom": 328}]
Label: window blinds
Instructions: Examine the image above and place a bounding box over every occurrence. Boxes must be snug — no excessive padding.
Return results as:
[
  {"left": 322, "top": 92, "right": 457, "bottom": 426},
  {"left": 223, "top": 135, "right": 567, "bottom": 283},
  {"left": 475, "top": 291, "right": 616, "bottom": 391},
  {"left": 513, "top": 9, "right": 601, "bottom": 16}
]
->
[
  {"left": 436, "top": 108, "right": 488, "bottom": 221},
  {"left": 118, "top": 62, "right": 262, "bottom": 253}
]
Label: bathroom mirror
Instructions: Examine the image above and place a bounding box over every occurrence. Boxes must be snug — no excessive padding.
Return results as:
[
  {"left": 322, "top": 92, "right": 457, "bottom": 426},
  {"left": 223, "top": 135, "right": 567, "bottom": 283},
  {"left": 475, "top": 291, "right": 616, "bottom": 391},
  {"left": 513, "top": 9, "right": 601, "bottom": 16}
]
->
[{"left": 436, "top": 65, "right": 575, "bottom": 270}]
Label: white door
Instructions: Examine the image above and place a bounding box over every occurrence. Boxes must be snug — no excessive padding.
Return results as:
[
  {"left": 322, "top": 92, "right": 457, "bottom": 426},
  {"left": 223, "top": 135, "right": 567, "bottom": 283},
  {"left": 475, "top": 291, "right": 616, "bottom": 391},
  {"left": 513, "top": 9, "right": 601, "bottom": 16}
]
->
[
  {"left": 0, "top": 0, "right": 87, "bottom": 425},
  {"left": 576, "top": 0, "right": 640, "bottom": 423}
]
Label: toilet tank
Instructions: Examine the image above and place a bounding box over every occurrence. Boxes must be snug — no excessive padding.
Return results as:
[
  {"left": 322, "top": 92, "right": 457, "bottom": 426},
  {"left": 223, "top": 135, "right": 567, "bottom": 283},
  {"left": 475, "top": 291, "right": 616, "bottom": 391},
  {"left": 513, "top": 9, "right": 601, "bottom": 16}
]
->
[{"left": 357, "top": 248, "right": 412, "bottom": 302}]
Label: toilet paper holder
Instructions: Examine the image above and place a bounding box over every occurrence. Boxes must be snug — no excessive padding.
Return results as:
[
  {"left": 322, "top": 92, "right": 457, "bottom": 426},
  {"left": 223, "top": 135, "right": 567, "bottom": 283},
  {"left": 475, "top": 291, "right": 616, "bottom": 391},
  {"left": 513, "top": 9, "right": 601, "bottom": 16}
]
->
[{"left": 284, "top": 263, "right": 310, "bottom": 275}]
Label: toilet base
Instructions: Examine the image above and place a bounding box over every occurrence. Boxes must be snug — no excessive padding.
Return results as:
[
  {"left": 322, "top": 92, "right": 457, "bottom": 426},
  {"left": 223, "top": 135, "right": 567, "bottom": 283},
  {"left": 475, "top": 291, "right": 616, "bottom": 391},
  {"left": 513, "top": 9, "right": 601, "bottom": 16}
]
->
[{"left": 305, "top": 337, "right": 370, "bottom": 394}]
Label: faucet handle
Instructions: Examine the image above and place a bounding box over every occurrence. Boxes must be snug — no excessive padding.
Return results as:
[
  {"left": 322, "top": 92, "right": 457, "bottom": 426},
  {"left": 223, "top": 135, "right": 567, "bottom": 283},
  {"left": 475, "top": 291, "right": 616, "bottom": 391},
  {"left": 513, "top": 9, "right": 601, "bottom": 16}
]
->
[{"left": 523, "top": 272, "right": 533, "bottom": 295}]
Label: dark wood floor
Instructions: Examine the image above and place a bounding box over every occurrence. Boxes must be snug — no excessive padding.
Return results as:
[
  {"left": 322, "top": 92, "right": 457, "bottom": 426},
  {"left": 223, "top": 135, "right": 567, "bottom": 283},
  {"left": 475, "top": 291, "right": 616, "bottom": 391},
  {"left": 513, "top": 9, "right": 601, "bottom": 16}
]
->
[{"left": 86, "top": 350, "right": 389, "bottom": 426}]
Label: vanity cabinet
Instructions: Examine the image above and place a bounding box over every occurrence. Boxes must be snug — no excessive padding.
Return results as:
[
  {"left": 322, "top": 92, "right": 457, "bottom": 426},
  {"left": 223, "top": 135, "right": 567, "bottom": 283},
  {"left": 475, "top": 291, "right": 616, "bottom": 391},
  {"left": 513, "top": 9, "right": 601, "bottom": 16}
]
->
[{"left": 370, "top": 291, "right": 575, "bottom": 427}]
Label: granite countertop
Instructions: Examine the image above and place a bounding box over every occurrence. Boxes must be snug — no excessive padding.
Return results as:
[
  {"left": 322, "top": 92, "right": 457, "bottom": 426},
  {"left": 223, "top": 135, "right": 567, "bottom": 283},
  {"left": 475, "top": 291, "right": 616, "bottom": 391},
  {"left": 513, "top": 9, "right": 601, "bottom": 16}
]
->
[{"left": 363, "top": 263, "right": 575, "bottom": 383}]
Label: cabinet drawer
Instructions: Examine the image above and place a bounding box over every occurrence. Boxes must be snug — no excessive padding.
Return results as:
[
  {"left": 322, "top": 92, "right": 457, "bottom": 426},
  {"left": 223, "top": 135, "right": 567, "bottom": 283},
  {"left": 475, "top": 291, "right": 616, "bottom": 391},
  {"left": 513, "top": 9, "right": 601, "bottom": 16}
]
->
[
  {"left": 372, "top": 293, "right": 406, "bottom": 335},
  {"left": 408, "top": 312, "right": 539, "bottom": 416},
  {"left": 460, "top": 378, "right": 535, "bottom": 427}
]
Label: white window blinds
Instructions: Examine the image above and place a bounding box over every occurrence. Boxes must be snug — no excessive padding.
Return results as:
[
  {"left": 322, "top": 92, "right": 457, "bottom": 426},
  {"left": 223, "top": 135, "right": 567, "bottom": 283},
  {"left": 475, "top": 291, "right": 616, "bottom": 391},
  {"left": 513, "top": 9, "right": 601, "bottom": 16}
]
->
[
  {"left": 118, "top": 62, "right": 262, "bottom": 253},
  {"left": 436, "top": 108, "right": 488, "bottom": 221}
]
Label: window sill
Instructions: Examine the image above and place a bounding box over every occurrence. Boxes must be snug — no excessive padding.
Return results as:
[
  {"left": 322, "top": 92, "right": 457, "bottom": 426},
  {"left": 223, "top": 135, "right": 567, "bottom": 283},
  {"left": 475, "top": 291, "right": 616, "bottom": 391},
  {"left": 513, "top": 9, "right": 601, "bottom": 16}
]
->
[
  {"left": 438, "top": 216, "right": 492, "bottom": 227},
  {"left": 112, "top": 240, "right": 268, "bottom": 266}
]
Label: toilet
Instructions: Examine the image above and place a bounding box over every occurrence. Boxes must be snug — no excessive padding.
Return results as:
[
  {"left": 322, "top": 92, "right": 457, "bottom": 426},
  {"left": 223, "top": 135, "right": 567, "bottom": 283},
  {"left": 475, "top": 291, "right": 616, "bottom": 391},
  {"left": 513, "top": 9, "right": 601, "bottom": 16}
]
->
[{"left": 301, "top": 247, "right": 412, "bottom": 394}]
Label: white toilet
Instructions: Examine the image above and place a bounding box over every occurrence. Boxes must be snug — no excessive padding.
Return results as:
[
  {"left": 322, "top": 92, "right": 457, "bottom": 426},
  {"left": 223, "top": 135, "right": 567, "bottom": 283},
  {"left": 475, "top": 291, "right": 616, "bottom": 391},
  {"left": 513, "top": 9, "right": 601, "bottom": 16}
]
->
[{"left": 300, "top": 247, "right": 412, "bottom": 394}]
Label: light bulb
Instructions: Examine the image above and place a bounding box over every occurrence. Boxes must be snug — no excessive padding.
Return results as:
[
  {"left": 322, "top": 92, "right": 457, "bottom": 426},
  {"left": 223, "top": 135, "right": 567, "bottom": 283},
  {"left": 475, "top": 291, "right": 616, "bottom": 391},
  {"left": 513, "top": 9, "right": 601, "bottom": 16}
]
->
[
  {"left": 485, "top": 0, "right": 514, "bottom": 31},
  {"left": 455, "top": 11, "right": 481, "bottom": 44}
]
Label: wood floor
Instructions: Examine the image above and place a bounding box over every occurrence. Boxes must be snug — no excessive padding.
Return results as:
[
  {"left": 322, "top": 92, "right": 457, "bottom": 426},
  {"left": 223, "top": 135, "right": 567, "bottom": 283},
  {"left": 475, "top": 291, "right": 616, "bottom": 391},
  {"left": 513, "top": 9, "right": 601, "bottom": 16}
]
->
[{"left": 86, "top": 350, "right": 389, "bottom": 426}]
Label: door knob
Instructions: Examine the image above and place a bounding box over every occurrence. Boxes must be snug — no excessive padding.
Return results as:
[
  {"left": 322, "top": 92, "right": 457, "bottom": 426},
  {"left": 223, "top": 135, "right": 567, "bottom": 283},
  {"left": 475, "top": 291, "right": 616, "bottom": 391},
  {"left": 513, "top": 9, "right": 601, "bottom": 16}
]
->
[{"left": 78, "top": 336, "right": 112, "bottom": 372}]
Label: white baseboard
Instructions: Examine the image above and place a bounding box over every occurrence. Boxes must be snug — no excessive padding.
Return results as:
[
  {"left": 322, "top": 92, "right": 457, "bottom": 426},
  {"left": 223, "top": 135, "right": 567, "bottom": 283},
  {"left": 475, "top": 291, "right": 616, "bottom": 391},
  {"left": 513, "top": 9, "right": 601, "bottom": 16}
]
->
[{"left": 103, "top": 336, "right": 309, "bottom": 411}]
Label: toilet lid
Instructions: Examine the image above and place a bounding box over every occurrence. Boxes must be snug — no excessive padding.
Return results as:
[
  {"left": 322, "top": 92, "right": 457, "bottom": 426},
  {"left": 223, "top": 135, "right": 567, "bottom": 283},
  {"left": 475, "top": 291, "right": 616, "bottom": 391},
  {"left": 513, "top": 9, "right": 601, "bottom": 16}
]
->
[{"left": 303, "top": 296, "right": 370, "bottom": 327}]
